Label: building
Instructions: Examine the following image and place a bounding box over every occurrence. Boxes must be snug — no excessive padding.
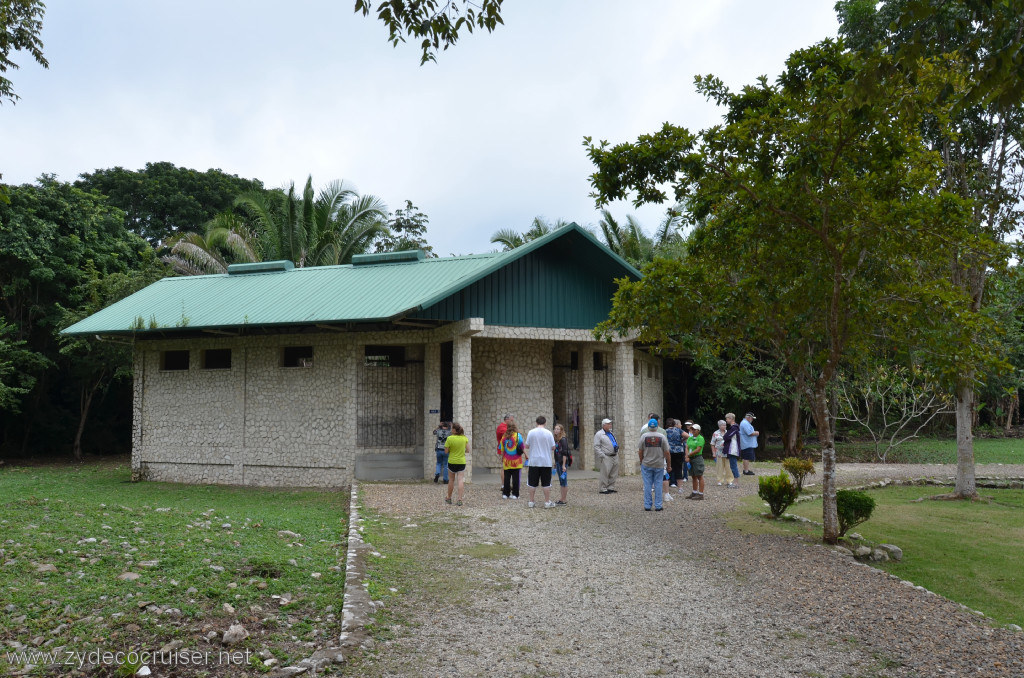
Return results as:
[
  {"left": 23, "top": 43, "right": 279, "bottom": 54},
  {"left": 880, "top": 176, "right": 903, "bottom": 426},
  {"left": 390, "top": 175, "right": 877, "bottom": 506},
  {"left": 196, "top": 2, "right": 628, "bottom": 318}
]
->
[{"left": 62, "top": 224, "right": 663, "bottom": 487}]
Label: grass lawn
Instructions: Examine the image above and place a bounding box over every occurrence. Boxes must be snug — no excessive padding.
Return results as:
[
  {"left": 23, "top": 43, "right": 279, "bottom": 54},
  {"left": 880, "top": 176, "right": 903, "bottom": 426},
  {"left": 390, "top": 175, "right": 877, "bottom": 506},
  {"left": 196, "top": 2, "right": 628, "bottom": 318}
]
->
[
  {"left": 0, "top": 462, "right": 348, "bottom": 676},
  {"left": 761, "top": 436, "right": 1024, "bottom": 464},
  {"left": 730, "top": 486, "right": 1024, "bottom": 628}
]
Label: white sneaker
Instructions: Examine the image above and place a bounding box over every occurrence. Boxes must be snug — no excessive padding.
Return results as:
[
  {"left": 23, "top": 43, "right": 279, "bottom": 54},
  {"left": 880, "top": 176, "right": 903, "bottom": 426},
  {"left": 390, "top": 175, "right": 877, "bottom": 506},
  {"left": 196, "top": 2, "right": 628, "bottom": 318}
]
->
[
  {"left": 664, "top": 493, "right": 674, "bottom": 501},
  {"left": 717, "top": 482, "right": 723, "bottom": 486},
  {"left": 527, "top": 501, "right": 535, "bottom": 508},
  {"left": 501, "top": 495, "right": 509, "bottom": 499},
  {"left": 544, "top": 501, "right": 555, "bottom": 509},
  {"left": 510, "top": 495, "right": 518, "bottom": 500}
]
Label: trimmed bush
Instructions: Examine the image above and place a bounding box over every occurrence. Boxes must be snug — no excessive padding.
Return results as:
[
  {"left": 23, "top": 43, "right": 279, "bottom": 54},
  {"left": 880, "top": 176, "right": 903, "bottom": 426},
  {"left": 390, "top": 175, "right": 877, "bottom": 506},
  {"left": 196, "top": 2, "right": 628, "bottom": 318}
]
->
[
  {"left": 758, "top": 471, "right": 800, "bottom": 517},
  {"left": 836, "top": 489, "right": 876, "bottom": 537},
  {"left": 782, "top": 457, "right": 815, "bottom": 491}
]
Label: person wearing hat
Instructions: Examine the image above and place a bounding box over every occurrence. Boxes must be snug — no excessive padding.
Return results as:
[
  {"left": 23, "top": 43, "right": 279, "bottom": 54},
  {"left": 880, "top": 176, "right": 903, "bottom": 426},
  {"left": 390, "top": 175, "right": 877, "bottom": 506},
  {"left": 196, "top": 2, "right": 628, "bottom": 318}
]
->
[
  {"left": 685, "top": 423, "right": 706, "bottom": 499},
  {"left": 638, "top": 413, "right": 666, "bottom": 436},
  {"left": 739, "top": 412, "right": 760, "bottom": 476},
  {"left": 637, "top": 418, "right": 671, "bottom": 511},
  {"left": 594, "top": 418, "right": 619, "bottom": 494}
]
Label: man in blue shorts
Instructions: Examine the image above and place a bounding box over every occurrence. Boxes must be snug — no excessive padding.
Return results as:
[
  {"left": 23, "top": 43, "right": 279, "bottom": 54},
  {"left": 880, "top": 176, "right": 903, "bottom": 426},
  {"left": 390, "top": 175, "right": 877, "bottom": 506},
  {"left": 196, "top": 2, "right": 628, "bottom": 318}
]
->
[{"left": 739, "top": 412, "right": 759, "bottom": 476}]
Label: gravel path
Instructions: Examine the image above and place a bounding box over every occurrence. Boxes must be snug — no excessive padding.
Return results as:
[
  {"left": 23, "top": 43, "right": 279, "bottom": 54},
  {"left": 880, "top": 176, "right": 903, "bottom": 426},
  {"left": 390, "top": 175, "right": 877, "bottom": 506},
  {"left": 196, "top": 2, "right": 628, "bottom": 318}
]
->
[{"left": 347, "top": 464, "right": 1024, "bottom": 677}]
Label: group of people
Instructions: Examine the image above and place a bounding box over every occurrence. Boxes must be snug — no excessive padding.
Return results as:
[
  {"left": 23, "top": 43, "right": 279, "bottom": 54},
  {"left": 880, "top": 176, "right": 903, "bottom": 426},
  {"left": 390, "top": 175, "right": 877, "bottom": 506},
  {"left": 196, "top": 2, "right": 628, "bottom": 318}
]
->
[
  {"left": 593, "top": 411, "right": 761, "bottom": 511},
  {"left": 433, "top": 410, "right": 761, "bottom": 512}
]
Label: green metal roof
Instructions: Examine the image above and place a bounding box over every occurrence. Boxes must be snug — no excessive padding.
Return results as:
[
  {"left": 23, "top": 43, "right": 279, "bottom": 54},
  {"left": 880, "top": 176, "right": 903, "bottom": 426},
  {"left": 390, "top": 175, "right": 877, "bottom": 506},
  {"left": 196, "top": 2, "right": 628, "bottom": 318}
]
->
[{"left": 61, "top": 223, "right": 641, "bottom": 336}]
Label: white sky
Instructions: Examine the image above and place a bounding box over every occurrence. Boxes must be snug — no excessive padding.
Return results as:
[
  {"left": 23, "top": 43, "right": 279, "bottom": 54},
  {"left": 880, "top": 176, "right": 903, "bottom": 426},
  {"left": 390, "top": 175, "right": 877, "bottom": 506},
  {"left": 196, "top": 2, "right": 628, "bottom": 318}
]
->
[{"left": 1, "top": 1, "right": 838, "bottom": 255}]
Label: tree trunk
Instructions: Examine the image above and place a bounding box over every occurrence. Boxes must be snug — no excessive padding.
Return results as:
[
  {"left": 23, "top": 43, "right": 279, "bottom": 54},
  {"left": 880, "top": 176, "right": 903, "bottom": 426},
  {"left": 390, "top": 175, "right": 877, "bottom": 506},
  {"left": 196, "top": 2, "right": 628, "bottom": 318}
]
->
[
  {"left": 954, "top": 379, "right": 977, "bottom": 498},
  {"left": 1004, "top": 393, "right": 1017, "bottom": 435},
  {"left": 782, "top": 392, "right": 802, "bottom": 456},
  {"left": 73, "top": 377, "right": 101, "bottom": 462},
  {"left": 810, "top": 385, "right": 838, "bottom": 543}
]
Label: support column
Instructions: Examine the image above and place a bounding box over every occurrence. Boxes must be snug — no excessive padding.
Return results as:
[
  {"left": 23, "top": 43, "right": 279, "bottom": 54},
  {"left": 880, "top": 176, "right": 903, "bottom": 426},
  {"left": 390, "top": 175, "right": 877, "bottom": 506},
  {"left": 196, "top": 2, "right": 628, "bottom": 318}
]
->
[
  {"left": 579, "top": 346, "right": 595, "bottom": 470},
  {"left": 130, "top": 347, "right": 145, "bottom": 480},
  {"left": 422, "top": 342, "right": 441, "bottom": 480},
  {"left": 453, "top": 333, "right": 474, "bottom": 482},
  {"left": 612, "top": 341, "right": 637, "bottom": 475}
]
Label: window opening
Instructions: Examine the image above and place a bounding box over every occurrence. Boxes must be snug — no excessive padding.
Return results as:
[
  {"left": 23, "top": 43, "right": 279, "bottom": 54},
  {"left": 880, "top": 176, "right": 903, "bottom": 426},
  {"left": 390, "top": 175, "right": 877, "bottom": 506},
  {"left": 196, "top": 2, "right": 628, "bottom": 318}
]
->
[
  {"left": 203, "top": 348, "right": 231, "bottom": 370},
  {"left": 282, "top": 346, "right": 313, "bottom": 368},
  {"left": 161, "top": 350, "right": 189, "bottom": 371}
]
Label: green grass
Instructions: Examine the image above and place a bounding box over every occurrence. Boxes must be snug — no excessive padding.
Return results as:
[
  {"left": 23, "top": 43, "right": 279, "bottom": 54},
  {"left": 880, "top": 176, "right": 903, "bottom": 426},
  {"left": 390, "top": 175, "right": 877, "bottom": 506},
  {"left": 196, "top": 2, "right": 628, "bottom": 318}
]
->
[
  {"left": 739, "top": 486, "right": 1024, "bottom": 627},
  {"left": 0, "top": 462, "right": 348, "bottom": 675},
  {"left": 759, "top": 435, "right": 1024, "bottom": 464}
]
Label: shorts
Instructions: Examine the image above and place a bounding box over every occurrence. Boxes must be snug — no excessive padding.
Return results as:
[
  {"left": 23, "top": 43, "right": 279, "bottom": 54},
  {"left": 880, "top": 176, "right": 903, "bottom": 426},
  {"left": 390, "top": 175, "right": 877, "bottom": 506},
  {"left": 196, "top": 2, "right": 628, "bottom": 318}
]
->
[
  {"left": 527, "top": 465, "right": 552, "bottom": 488},
  {"left": 740, "top": 448, "right": 756, "bottom": 462},
  {"left": 557, "top": 470, "right": 568, "bottom": 487},
  {"left": 448, "top": 463, "right": 466, "bottom": 473},
  {"left": 688, "top": 455, "right": 705, "bottom": 477}
]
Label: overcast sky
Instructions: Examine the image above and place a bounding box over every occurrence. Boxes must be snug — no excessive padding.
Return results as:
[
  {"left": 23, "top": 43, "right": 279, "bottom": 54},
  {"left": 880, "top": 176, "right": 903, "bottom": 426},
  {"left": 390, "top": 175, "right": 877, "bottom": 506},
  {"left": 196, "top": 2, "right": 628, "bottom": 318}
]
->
[{"left": 2, "top": 1, "right": 839, "bottom": 255}]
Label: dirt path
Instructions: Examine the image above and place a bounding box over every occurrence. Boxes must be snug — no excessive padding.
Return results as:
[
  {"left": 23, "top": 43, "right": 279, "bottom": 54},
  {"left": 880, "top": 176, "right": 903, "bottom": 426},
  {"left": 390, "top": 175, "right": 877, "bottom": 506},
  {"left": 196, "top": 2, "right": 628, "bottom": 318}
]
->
[{"left": 344, "top": 464, "right": 1023, "bottom": 677}]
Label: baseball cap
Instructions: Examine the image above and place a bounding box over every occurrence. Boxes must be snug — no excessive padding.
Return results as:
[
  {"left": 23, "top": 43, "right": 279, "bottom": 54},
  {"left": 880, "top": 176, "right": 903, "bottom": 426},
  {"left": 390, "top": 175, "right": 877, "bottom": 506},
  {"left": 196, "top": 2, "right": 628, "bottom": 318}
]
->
[
  {"left": 601, "top": 418, "right": 612, "bottom": 425},
  {"left": 691, "top": 424, "right": 701, "bottom": 431},
  {"left": 745, "top": 412, "right": 756, "bottom": 419},
  {"left": 647, "top": 418, "right": 658, "bottom": 429}
]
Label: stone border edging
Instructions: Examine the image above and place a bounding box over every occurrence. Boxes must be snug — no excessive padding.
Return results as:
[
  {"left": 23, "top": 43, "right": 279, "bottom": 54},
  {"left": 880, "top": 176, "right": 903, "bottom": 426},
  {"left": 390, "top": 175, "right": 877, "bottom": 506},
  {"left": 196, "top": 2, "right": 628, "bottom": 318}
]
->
[
  {"left": 263, "top": 482, "right": 374, "bottom": 677},
  {"left": 782, "top": 476, "right": 1024, "bottom": 634}
]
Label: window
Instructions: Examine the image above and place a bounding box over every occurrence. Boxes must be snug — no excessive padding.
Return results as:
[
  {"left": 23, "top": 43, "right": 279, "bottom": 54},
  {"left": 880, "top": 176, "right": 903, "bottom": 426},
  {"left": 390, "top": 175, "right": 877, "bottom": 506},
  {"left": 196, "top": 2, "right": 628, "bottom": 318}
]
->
[
  {"left": 655, "top": 366, "right": 661, "bottom": 380},
  {"left": 364, "top": 345, "right": 406, "bottom": 367},
  {"left": 203, "top": 348, "right": 231, "bottom": 370},
  {"left": 647, "top": 363, "right": 653, "bottom": 379},
  {"left": 161, "top": 350, "right": 189, "bottom": 371},
  {"left": 282, "top": 346, "right": 314, "bottom": 368},
  {"left": 570, "top": 351, "right": 578, "bottom": 371},
  {"left": 634, "top": 359, "right": 639, "bottom": 376},
  {"left": 593, "top": 352, "right": 608, "bottom": 371}
]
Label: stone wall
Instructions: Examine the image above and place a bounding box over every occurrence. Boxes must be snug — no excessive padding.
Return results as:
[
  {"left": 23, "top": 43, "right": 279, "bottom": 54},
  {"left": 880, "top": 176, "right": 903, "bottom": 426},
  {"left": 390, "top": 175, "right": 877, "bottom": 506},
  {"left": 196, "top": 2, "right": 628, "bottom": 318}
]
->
[
  {"left": 131, "top": 323, "right": 651, "bottom": 487},
  {"left": 470, "top": 337, "right": 554, "bottom": 474}
]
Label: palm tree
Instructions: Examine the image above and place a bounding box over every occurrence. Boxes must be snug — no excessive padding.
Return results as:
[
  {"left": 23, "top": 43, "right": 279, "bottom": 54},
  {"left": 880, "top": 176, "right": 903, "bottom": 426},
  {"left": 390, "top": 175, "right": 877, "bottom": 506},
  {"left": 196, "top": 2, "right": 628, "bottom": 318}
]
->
[
  {"left": 235, "top": 176, "right": 389, "bottom": 267},
  {"left": 597, "top": 210, "right": 654, "bottom": 266},
  {"left": 162, "top": 213, "right": 260, "bottom": 275},
  {"left": 490, "top": 216, "right": 569, "bottom": 251}
]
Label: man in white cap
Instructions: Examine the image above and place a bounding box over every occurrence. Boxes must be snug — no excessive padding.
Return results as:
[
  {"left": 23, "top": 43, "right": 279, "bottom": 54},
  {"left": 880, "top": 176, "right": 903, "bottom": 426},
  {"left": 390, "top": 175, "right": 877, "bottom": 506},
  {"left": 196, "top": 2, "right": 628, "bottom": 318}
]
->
[
  {"left": 594, "top": 418, "right": 619, "bottom": 494},
  {"left": 637, "top": 418, "right": 671, "bottom": 511},
  {"left": 739, "top": 412, "right": 760, "bottom": 476}
]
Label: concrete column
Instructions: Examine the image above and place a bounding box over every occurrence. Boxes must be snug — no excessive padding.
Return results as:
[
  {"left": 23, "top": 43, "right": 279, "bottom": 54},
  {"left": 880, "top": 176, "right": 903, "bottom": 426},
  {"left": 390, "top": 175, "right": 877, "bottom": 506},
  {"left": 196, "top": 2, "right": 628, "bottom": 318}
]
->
[
  {"left": 612, "top": 341, "right": 637, "bottom": 475},
  {"left": 453, "top": 333, "right": 474, "bottom": 482},
  {"left": 130, "top": 348, "right": 145, "bottom": 480},
  {"left": 422, "top": 342, "right": 441, "bottom": 480},
  {"left": 579, "top": 345, "right": 595, "bottom": 470}
]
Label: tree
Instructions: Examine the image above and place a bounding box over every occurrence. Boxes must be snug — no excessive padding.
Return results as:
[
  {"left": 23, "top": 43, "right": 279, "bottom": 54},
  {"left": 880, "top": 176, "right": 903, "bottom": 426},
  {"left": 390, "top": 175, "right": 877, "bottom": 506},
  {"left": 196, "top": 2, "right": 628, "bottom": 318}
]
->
[
  {"left": 162, "top": 213, "right": 260, "bottom": 276},
  {"left": 834, "top": 364, "right": 955, "bottom": 462},
  {"left": 0, "top": 0, "right": 48, "bottom": 104},
  {"left": 75, "top": 162, "right": 266, "bottom": 247},
  {"left": 596, "top": 210, "right": 654, "bottom": 266},
  {"left": 0, "top": 317, "right": 47, "bottom": 413},
  {"left": 587, "top": 40, "right": 987, "bottom": 543},
  {"left": 354, "top": 0, "right": 504, "bottom": 65},
  {"left": 59, "top": 258, "right": 165, "bottom": 460},
  {"left": 0, "top": 176, "right": 159, "bottom": 457},
  {"left": 837, "top": 0, "right": 1024, "bottom": 498},
  {"left": 235, "top": 176, "right": 389, "bottom": 267},
  {"left": 375, "top": 200, "right": 435, "bottom": 256},
  {"left": 490, "top": 216, "right": 568, "bottom": 251}
]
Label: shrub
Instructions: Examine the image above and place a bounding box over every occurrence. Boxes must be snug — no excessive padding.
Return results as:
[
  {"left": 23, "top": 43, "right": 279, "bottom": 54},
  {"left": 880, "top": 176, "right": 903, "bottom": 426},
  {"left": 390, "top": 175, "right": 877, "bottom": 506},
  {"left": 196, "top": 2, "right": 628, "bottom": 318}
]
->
[
  {"left": 782, "top": 457, "right": 815, "bottom": 491},
  {"left": 758, "top": 471, "right": 800, "bottom": 518},
  {"left": 836, "top": 490, "right": 876, "bottom": 537}
]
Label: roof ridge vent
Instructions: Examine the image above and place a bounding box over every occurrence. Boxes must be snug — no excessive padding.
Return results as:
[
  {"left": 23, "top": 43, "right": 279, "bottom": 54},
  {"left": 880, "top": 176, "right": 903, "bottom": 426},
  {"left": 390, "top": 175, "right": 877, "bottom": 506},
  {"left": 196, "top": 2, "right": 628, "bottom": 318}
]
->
[
  {"left": 351, "top": 250, "right": 425, "bottom": 265},
  {"left": 227, "top": 260, "right": 295, "bottom": 274}
]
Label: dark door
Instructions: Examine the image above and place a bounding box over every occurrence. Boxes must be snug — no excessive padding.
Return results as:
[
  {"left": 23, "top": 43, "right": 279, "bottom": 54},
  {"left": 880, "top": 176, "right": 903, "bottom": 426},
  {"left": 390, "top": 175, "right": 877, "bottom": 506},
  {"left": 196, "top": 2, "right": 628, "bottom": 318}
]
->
[{"left": 440, "top": 341, "right": 453, "bottom": 422}]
